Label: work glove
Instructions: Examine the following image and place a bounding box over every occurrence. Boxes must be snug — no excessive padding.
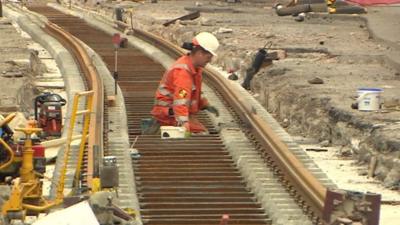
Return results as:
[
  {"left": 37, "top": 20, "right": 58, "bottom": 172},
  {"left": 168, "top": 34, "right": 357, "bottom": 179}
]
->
[{"left": 204, "top": 105, "right": 219, "bottom": 117}]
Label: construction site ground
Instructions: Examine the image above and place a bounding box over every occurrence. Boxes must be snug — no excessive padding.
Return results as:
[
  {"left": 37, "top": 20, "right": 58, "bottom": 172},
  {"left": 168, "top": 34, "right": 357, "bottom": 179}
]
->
[
  {"left": 101, "top": 0, "right": 400, "bottom": 185},
  {"left": 93, "top": 0, "right": 400, "bottom": 181},
  {"left": 0, "top": 0, "right": 399, "bottom": 224},
  {"left": 0, "top": 17, "right": 33, "bottom": 116},
  {"left": 56, "top": 0, "right": 400, "bottom": 223}
]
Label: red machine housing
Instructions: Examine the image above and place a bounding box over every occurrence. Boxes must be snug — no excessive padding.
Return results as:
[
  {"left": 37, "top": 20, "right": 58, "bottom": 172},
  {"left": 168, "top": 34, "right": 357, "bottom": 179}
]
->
[
  {"left": 38, "top": 102, "right": 63, "bottom": 137},
  {"left": 32, "top": 142, "right": 46, "bottom": 174},
  {"left": 34, "top": 93, "right": 66, "bottom": 137}
]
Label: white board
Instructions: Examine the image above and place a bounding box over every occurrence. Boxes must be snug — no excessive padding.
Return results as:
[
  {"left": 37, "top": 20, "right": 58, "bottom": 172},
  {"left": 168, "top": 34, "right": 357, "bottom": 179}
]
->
[{"left": 33, "top": 201, "right": 99, "bottom": 225}]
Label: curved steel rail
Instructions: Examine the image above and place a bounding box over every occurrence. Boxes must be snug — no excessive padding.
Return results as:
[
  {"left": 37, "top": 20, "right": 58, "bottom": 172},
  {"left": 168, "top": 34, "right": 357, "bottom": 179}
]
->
[
  {"left": 35, "top": 6, "right": 325, "bottom": 218},
  {"left": 43, "top": 21, "right": 104, "bottom": 190},
  {"left": 131, "top": 28, "right": 326, "bottom": 217},
  {"left": 29, "top": 4, "right": 325, "bottom": 220}
]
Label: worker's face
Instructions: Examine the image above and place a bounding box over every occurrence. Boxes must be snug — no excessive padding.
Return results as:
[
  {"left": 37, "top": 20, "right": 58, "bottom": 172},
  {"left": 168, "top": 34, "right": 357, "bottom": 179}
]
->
[{"left": 194, "top": 50, "right": 213, "bottom": 68}]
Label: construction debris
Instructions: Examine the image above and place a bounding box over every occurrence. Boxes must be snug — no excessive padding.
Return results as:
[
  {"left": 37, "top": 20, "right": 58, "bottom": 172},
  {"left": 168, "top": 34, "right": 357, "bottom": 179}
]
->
[
  {"left": 34, "top": 81, "right": 65, "bottom": 88},
  {"left": 30, "top": 50, "right": 47, "bottom": 76},
  {"left": 163, "top": 10, "right": 200, "bottom": 27},
  {"left": 217, "top": 27, "right": 233, "bottom": 34},
  {"left": 323, "top": 189, "right": 381, "bottom": 225},
  {"left": 274, "top": 0, "right": 367, "bottom": 18},
  {"left": 33, "top": 192, "right": 135, "bottom": 225},
  {"left": 308, "top": 77, "right": 324, "bottom": 84},
  {"left": 1, "top": 71, "right": 23, "bottom": 78},
  {"left": 33, "top": 201, "right": 99, "bottom": 225},
  {"left": 228, "top": 70, "right": 239, "bottom": 80},
  {"left": 306, "top": 148, "right": 328, "bottom": 152},
  {"left": 200, "top": 17, "right": 215, "bottom": 26},
  {"left": 185, "top": 6, "right": 241, "bottom": 13},
  {"left": 383, "top": 97, "right": 400, "bottom": 108},
  {"left": 88, "top": 192, "right": 135, "bottom": 225}
]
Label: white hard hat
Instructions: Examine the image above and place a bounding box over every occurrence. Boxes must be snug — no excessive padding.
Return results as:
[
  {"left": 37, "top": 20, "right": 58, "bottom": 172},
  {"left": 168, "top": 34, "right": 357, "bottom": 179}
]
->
[{"left": 192, "top": 32, "right": 219, "bottom": 56}]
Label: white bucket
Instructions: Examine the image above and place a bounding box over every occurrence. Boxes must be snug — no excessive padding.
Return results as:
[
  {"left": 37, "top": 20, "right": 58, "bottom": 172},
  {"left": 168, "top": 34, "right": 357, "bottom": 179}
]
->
[{"left": 357, "top": 88, "right": 383, "bottom": 111}]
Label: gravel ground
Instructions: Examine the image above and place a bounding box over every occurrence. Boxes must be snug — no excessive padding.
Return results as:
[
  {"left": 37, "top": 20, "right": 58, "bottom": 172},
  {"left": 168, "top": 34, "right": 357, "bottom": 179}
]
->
[
  {"left": 300, "top": 141, "right": 400, "bottom": 225},
  {"left": 100, "top": 0, "right": 400, "bottom": 187},
  {"left": 1, "top": 0, "right": 399, "bottom": 224},
  {"left": 0, "top": 17, "right": 34, "bottom": 116},
  {"left": 85, "top": 0, "right": 400, "bottom": 223}
]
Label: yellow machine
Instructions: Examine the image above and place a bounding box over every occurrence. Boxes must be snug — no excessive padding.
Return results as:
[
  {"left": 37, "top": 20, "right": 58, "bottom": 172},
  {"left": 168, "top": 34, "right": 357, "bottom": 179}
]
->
[
  {"left": 0, "top": 113, "right": 18, "bottom": 175},
  {"left": 0, "top": 114, "right": 59, "bottom": 222},
  {"left": 0, "top": 102, "right": 136, "bottom": 222},
  {"left": 1, "top": 127, "right": 61, "bottom": 222},
  {"left": 1, "top": 91, "right": 96, "bottom": 223}
]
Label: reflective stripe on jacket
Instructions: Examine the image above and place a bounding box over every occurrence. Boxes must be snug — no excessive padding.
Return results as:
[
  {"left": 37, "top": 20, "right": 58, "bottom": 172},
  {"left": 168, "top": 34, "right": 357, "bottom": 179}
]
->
[{"left": 151, "top": 55, "right": 209, "bottom": 125}]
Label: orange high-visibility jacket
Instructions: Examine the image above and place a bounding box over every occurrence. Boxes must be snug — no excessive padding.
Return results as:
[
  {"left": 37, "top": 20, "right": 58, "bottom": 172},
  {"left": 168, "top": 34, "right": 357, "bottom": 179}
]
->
[{"left": 151, "top": 55, "right": 209, "bottom": 125}]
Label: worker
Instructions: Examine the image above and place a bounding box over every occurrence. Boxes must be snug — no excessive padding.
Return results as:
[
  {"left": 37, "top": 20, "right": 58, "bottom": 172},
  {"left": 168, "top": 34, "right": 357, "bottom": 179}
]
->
[{"left": 144, "top": 32, "right": 220, "bottom": 134}]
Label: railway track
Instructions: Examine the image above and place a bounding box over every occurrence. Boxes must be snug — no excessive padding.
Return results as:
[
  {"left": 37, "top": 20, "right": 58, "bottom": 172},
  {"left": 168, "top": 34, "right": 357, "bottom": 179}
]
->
[
  {"left": 20, "top": 3, "right": 339, "bottom": 225},
  {"left": 28, "top": 6, "right": 271, "bottom": 225}
]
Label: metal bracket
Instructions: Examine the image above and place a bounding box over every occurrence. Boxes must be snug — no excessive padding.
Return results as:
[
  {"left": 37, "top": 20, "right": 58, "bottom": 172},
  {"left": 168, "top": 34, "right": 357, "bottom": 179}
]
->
[{"left": 323, "top": 189, "right": 381, "bottom": 225}]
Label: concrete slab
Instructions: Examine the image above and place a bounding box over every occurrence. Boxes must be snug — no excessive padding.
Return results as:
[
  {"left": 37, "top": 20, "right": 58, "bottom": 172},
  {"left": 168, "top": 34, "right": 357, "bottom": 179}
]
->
[{"left": 34, "top": 81, "right": 65, "bottom": 88}]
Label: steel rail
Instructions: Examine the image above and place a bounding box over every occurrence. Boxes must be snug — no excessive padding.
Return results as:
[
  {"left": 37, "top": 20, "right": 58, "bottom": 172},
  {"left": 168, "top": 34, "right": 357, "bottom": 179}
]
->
[
  {"left": 43, "top": 21, "right": 104, "bottom": 190},
  {"left": 29, "top": 8, "right": 269, "bottom": 224},
  {"left": 33, "top": 5, "right": 324, "bottom": 219},
  {"left": 27, "top": 5, "right": 323, "bottom": 223},
  {"left": 131, "top": 28, "right": 326, "bottom": 217}
]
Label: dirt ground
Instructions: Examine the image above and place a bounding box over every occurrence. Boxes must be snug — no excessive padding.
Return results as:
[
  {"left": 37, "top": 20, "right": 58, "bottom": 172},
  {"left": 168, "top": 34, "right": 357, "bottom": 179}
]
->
[
  {"left": 87, "top": 0, "right": 400, "bottom": 188},
  {"left": 1, "top": 0, "right": 399, "bottom": 223},
  {"left": 0, "top": 17, "right": 34, "bottom": 116},
  {"left": 84, "top": 0, "right": 400, "bottom": 219},
  {"left": 300, "top": 142, "right": 400, "bottom": 225}
]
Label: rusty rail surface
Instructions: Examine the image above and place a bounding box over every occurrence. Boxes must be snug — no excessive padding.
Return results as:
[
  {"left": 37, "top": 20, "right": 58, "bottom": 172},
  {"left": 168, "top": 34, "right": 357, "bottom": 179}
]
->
[
  {"left": 132, "top": 28, "right": 327, "bottom": 217},
  {"left": 29, "top": 4, "right": 330, "bottom": 224},
  {"left": 41, "top": 17, "right": 104, "bottom": 189},
  {"left": 29, "top": 6, "right": 272, "bottom": 225}
]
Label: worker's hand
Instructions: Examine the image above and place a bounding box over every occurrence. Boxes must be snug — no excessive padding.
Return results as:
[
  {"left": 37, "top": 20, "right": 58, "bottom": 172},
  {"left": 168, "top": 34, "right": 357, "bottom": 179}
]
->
[{"left": 205, "top": 105, "right": 219, "bottom": 117}]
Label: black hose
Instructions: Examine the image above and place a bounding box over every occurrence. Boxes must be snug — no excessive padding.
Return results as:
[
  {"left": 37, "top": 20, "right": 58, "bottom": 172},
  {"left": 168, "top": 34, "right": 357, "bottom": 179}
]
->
[
  {"left": 276, "top": 4, "right": 312, "bottom": 16},
  {"left": 309, "top": 3, "right": 328, "bottom": 12},
  {"left": 242, "top": 48, "right": 269, "bottom": 90},
  {"left": 251, "top": 49, "right": 267, "bottom": 74},
  {"left": 276, "top": 0, "right": 364, "bottom": 16},
  {"left": 115, "top": 7, "right": 124, "bottom": 22},
  {"left": 34, "top": 95, "right": 44, "bottom": 121},
  {"left": 296, "top": 0, "right": 325, "bottom": 4},
  {"left": 296, "top": 0, "right": 350, "bottom": 6},
  {"left": 335, "top": 5, "right": 367, "bottom": 14},
  {"left": 241, "top": 68, "right": 256, "bottom": 90}
]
